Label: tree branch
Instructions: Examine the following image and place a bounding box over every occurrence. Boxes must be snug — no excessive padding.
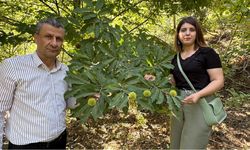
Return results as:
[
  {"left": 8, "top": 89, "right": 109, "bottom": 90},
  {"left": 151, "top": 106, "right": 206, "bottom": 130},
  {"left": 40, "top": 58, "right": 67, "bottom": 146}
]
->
[
  {"left": 39, "top": 0, "right": 58, "bottom": 15},
  {"left": 0, "top": 16, "right": 21, "bottom": 26},
  {"left": 62, "top": 47, "right": 73, "bottom": 58},
  {"left": 54, "top": 0, "right": 61, "bottom": 15},
  {"left": 111, "top": 0, "right": 144, "bottom": 21},
  {"left": 224, "top": 6, "right": 244, "bottom": 52},
  {"left": 129, "top": 13, "right": 153, "bottom": 33},
  {"left": 73, "top": 0, "right": 81, "bottom": 9},
  {"left": 129, "top": 18, "right": 149, "bottom": 33},
  {"left": 60, "top": 0, "right": 73, "bottom": 15},
  {"left": 226, "top": 76, "right": 250, "bottom": 89}
]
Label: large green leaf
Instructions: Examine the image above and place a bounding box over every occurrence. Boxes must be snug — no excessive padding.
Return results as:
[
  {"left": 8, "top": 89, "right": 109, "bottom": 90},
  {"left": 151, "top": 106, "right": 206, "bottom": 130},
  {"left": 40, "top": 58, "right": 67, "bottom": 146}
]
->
[
  {"left": 91, "top": 97, "right": 105, "bottom": 121},
  {"left": 108, "top": 92, "right": 124, "bottom": 108},
  {"left": 156, "top": 91, "right": 165, "bottom": 104}
]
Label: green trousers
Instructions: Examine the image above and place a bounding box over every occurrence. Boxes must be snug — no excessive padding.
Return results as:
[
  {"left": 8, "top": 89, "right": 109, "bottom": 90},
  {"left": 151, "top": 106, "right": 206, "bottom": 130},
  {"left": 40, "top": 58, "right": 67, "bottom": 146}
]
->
[{"left": 170, "top": 90, "right": 212, "bottom": 149}]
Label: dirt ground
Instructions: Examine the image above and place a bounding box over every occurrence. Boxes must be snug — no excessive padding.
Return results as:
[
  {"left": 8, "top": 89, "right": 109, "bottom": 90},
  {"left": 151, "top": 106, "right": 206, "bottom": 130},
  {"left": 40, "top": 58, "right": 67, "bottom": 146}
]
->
[{"left": 66, "top": 104, "right": 249, "bottom": 149}]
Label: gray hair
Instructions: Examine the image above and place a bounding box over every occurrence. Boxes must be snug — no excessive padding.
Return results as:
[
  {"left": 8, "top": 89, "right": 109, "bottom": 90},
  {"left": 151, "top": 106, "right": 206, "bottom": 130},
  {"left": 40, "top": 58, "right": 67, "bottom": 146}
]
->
[{"left": 35, "top": 18, "right": 65, "bottom": 34}]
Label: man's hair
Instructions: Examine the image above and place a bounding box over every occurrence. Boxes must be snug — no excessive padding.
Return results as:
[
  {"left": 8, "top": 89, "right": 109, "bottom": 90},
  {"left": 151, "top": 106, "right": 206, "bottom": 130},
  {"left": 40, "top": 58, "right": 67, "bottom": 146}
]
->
[{"left": 35, "top": 18, "right": 65, "bottom": 34}]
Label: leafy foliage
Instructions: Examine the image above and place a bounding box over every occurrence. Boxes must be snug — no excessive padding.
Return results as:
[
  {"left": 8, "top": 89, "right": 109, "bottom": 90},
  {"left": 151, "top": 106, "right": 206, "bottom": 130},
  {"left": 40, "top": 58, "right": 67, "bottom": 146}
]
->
[
  {"left": 1, "top": 0, "right": 248, "bottom": 123},
  {"left": 64, "top": 1, "right": 182, "bottom": 122},
  {"left": 225, "top": 88, "right": 250, "bottom": 107},
  {"left": 205, "top": 0, "right": 249, "bottom": 68}
]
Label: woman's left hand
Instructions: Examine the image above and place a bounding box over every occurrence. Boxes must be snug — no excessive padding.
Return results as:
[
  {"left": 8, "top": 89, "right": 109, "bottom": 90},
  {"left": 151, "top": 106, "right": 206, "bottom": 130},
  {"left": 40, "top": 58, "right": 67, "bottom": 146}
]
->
[{"left": 182, "top": 93, "right": 200, "bottom": 104}]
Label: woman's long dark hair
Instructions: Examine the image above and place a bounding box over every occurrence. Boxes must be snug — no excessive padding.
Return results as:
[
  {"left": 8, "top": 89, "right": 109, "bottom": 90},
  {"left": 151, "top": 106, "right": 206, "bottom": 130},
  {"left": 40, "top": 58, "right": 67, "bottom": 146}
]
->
[{"left": 174, "top": 16, "right": 207, "bottom": 52}]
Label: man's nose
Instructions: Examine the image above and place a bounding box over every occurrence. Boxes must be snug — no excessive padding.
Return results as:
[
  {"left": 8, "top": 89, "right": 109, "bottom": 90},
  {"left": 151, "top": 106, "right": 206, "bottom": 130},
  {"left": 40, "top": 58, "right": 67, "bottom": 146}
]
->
[{"left": 50, "top": 37, "right": 57, "bottom": 46}]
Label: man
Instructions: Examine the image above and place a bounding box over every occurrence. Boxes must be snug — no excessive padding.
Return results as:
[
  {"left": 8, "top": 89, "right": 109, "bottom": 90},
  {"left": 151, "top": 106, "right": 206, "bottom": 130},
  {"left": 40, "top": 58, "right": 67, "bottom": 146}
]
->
[{"left": 0, "top": 18, "right": 68, "bottom": 149}]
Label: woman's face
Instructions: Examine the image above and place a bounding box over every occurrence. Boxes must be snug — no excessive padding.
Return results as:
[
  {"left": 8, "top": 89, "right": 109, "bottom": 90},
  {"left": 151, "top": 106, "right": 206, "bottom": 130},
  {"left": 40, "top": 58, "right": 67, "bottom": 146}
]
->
[{"left": 178, "top": 23, "right": 196, "bottom": 47}]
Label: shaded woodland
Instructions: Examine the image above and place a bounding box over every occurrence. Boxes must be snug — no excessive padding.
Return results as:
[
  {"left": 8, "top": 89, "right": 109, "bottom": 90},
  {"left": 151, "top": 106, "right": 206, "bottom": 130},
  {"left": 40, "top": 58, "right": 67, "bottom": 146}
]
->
[{"left": 0, "top": 0, "right": 249, "bottom": 149}]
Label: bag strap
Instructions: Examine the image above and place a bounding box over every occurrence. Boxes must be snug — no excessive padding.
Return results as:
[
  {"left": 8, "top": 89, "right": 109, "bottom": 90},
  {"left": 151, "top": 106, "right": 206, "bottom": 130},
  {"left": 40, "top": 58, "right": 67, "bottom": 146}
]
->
[
  {"left": 177, "top": 52, "right": 211, "bottom": 111},
  {"left": 177, "top": 53, "right": 223, "bottom": 125},
  {"left": 176, "top": 53, "right": 197, "bottom": 92}
]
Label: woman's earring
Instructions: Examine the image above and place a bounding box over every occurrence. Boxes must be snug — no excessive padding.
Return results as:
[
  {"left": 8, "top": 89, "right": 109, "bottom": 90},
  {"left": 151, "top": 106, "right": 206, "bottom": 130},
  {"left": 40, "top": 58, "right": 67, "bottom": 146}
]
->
[{"left": 177, "top": 39, "right": 181, "bottom": 46}]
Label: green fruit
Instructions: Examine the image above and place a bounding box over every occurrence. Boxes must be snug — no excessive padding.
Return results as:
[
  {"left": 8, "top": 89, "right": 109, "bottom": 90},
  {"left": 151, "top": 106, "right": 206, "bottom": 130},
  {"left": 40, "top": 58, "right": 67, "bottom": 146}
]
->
[
  {"left": 87, "top": 98, "right": 96, "bottom": 106},
  {"left": 169, "top": 90, "right": 177, "bottom": 97},
  {"left": 128, "top": 92, "right": 137, "bottom": 100},
  {"left": 143, "top": 89, "right": 152, "bottom": 97}
]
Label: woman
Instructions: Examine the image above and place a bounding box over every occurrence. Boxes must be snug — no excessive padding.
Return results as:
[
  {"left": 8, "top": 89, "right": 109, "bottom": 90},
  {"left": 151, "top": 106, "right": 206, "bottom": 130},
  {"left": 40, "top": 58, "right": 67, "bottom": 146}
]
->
[{"left": 169, "top": 16, "right": 224, "bottom": 149}]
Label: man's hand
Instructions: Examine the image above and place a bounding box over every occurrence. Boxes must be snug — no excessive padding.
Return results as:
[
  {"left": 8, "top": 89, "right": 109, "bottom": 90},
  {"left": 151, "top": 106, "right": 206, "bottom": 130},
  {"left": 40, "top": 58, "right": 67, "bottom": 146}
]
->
[{"left": 66, "top": 97, "right": 79, "bottom": 109}]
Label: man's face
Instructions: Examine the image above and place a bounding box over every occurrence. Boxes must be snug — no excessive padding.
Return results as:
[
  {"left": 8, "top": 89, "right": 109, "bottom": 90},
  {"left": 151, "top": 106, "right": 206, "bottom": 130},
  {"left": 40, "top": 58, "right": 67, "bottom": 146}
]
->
[{"left": 34, "top": 24, "right": 65, "bottom": 60}]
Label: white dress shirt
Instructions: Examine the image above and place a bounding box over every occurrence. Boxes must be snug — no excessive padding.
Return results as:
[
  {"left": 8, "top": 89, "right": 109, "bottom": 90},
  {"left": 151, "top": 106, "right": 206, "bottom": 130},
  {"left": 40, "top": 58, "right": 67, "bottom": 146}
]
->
[{"left": 0, "top": 52, "right": 68, "bottom": 147}]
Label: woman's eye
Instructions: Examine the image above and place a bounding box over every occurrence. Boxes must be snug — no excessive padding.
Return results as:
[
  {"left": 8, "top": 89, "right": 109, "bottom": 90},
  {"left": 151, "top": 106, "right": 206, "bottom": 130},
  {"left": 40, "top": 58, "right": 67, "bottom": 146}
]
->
[
  {"left": 190, "top": 28, "right": 196, "bottom": 32},
  {"left": 180, "top": 28, "right": 186, "bottom": 32}
]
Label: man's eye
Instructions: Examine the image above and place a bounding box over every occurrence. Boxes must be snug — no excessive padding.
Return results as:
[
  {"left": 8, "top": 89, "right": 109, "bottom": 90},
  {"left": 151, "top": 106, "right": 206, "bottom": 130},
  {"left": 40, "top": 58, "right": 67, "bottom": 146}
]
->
[
  {"left": 45, "top": 35, "right": 53, "bottom": 39},
  {"left": 56, "top": 37, "right": 63, "bottom": 42}
]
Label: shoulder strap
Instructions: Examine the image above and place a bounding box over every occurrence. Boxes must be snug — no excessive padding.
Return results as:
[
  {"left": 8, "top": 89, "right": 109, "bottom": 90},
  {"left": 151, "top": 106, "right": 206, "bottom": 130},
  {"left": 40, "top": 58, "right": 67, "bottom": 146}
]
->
[
  {"left": 177, "top": 53, "right": 216, "bottom": 123},
  {"left": 176, "top": 53, "right": 197, "bottom": 92}
]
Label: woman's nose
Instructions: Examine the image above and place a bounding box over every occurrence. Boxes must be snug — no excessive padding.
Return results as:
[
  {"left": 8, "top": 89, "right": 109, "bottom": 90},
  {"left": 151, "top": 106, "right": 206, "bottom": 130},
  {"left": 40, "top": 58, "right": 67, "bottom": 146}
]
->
[{"left": 185, "top": 30, "right": 190, "bottom": 35}]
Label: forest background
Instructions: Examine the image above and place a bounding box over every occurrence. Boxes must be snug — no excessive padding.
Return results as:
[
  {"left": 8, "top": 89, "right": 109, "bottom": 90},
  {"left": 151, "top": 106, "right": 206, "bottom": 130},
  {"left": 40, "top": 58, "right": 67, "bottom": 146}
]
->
[{"left": 0, "top": 0, "right": 249, "bottom": 149}]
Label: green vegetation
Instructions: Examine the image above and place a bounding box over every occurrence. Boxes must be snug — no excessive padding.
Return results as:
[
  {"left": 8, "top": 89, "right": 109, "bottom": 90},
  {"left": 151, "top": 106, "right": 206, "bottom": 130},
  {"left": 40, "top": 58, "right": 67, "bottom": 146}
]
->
[{"left": 0, "top": 0, "right": 249, "bottom": 122}]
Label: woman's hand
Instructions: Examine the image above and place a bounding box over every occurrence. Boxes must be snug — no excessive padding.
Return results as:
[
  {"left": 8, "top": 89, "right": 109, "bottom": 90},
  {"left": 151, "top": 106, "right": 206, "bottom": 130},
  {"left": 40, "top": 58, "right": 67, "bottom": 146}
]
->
[{"left": 182, "top": 93, "right": 201, "bottom": 104}]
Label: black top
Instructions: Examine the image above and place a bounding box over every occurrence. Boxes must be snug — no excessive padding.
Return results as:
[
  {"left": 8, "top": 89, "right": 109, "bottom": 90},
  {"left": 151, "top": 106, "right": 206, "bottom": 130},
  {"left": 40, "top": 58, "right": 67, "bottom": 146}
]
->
[{"left": 171, "top": 47, "right": 222, "bottom": 90}]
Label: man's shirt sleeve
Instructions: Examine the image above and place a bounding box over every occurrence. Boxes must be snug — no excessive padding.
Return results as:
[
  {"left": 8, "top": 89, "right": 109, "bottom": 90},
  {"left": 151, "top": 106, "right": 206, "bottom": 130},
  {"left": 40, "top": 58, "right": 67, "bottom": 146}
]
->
[{"left": 0, "top": 59, "right": 17, "bottom": 148}]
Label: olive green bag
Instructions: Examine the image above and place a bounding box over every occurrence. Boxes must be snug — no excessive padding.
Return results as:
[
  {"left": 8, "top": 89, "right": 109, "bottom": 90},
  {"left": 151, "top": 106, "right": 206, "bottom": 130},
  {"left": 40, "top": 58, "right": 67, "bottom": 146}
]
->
[{"left": 177, "top": 53, "right": 227, "bottom": 126}]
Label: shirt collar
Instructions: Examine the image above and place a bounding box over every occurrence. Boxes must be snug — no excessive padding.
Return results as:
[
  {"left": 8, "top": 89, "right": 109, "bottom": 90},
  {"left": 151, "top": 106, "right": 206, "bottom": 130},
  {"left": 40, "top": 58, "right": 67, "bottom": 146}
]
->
[
  {"left": 31, "top": 52, "right": 64, "bottom": 71},
  {"left": 31, "top": 52, "right": 44, "bottom": 67}
]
